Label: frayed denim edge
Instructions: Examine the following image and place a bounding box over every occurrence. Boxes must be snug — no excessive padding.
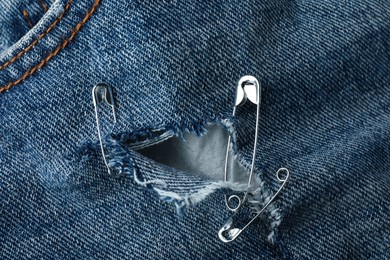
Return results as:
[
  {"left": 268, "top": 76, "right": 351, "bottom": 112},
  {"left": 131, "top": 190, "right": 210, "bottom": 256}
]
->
[{"left": 71, "top": 116, "right": 284, "bottom": 243}]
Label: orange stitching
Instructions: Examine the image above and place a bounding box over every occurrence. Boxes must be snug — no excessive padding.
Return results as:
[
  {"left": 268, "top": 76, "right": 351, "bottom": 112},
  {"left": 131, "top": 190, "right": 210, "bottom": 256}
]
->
[
  {"left": 0, "top": 0, "right": 73, "bottom": 70},
  {"left": 0, "top": 0, "right": 101, "bottom": 93},
  {"left": 22, "top": 10, "right": 34, "bottom": 28},
  {"left": 38, "top": 0, "right": 49, "bottom": 12}
]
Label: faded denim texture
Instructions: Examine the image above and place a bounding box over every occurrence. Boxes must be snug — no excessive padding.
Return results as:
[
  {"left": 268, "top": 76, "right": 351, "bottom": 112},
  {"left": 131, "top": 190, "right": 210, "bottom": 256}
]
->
[{"left": 0, "top": 0, "right": 389, "bottom": 258}]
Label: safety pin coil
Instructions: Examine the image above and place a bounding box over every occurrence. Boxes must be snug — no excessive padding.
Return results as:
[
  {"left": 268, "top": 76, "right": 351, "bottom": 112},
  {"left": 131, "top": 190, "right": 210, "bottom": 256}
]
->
[{"left": 219, "top": 168, "right": 290, "bottom": 243}]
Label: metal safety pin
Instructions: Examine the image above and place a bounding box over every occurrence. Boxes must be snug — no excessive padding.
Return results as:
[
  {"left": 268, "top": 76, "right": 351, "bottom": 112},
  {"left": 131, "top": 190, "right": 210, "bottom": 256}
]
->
[
  {"left": 92, "top": 83, "right": 117, "bottom": 174},
  {"left": 219, "top": 168, "right": 290, "bottom": 243},
  {"left": 219, "top": 76, "right": 290, "bottom": 242},
  {"left": 223, "top": 75, "right": 261, "bottom": 212}
]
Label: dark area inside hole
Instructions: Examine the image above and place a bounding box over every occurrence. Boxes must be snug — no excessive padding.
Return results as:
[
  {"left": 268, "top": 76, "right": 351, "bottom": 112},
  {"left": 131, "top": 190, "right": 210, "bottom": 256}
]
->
[{"left": 138, "top": 124, "right": 249, "bottom": 181}]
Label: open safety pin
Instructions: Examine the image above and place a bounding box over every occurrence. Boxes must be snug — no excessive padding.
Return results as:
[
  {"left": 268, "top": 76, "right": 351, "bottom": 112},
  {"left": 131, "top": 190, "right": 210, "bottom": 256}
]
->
[
  {"left": 92, "top": 83, "right": 117, "bottom": 174},
  {"left": 219, "top": 76, "right": 290, "bottom": 242}
]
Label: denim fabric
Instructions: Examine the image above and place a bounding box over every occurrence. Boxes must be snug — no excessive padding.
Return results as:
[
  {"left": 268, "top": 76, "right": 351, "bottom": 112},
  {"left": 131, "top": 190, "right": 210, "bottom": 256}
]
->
[{"left": 1, "top": 0, "right": 389, "bottom": 258}]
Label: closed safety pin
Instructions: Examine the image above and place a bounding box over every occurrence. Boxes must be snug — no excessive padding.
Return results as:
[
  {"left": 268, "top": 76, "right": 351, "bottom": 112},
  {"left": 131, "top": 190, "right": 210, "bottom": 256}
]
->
[
  {"left": 223, "top": 75, "right": 261, "bottom": 212},
  {"left": 219, "top": 76, "right": 290, "bottom": 242},
  {"left": 92, "top": 83, "right": 117, "bottom": 174}
]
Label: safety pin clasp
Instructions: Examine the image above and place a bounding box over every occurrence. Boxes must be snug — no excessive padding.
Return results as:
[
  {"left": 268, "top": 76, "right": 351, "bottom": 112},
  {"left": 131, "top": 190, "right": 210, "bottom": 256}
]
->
[
  {"left": 92, "top": 83, "right": 117, "bottom": 174},
  {"left": 218, "top": 216, "right": 243, "bottom": 243},
  {"left": 219, "top": 168, "right": 290, "bottom": 243},
  {"left": 235, "top": 75, "right": 260, "bottom": 106}
]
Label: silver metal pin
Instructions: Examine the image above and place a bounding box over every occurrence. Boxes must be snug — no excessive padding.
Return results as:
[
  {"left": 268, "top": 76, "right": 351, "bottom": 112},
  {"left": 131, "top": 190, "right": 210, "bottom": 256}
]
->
[
  {"left": 92, "top": 83, "right": 117, "bottom": 174},
  {"left": 224, "top": 75, "right": 261, "bottom": 212},
  {"left": 220, "top": 76, "right": 290, "bottom": 242},
  {"left": 219, "top": 168, "right": 290, "bottom": 243}
]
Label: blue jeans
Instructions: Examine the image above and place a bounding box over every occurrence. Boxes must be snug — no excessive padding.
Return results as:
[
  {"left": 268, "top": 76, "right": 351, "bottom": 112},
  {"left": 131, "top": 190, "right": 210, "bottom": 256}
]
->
[{"left": 0, "top": 0, "right": 389, "bottom": 258}]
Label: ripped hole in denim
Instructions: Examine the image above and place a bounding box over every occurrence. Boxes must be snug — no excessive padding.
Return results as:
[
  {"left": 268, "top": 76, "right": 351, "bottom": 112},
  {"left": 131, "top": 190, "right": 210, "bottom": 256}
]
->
[{"left": 138, "top": 124, "right": 249, "bottom": 182}]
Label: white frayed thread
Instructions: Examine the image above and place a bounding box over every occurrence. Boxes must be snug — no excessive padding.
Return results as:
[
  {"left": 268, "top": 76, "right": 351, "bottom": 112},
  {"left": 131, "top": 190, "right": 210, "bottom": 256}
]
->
[
  {"left": 184, "top": 181, "right": 248, "bottom": 205},
  {"left": 153, "top": 175, "right": 283, "bottom": 243},
  {"left": 153, "top": 181, "right": 248, "bottom": 214},
  {"left": 248, "top": 177, "right": 283, "bottom": 244},
  {"left": 133, "top": 169, "right": 168, "bottom": 189}
]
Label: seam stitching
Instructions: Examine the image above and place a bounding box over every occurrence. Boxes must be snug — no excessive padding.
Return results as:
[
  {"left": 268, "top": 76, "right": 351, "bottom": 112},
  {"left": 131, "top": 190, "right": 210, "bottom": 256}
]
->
[
  {"left": 22, "top": 9, "right": 34, "bottom": 28},
  {"left": 0, "top": 0, "right": 101, "bottom": 93},
  {"left": 38, "top": 0, "right": 49, "bottom": 12},
  {"left": 0, "top": 0, "right": 73, "bottom": 71}
]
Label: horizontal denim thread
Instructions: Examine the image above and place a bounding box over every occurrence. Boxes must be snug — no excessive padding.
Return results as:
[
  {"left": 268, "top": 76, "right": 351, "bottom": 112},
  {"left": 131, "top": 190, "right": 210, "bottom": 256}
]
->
[{"left": 0, "top": 0, "right": 100, "bottom": 93}]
